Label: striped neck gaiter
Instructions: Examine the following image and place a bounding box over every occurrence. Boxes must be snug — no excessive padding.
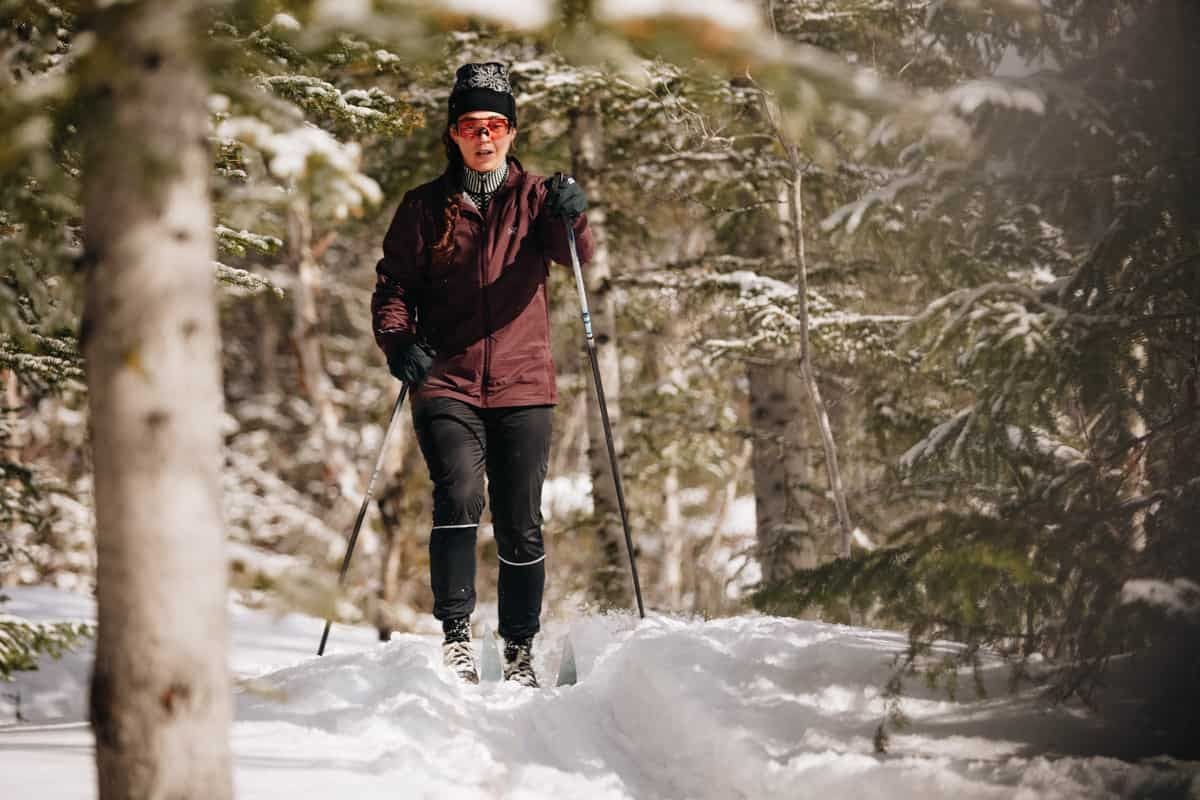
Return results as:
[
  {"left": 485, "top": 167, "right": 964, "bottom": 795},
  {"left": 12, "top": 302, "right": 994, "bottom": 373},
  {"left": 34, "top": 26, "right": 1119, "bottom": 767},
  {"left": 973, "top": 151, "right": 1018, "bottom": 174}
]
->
[{"left": 461, "top": 161, "right": 508, "bottom": 215}]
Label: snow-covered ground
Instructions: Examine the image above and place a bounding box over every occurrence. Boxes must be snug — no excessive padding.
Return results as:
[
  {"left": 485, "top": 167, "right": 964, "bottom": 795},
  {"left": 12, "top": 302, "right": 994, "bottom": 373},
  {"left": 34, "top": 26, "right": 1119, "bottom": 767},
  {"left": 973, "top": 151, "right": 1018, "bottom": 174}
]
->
[{"left": 2, "top": 586, "right": 1197, "bottom": 799}]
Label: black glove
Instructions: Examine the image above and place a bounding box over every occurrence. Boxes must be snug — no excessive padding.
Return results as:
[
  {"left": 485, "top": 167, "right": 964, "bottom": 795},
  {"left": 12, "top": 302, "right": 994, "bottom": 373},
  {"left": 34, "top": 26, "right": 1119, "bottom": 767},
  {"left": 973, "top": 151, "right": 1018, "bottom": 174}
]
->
[
  {"left": 546, "top": 173, "right": 588, "bottom": 219},
  {"left": 384, "top": 334, "right": 436, "bottom": 387}
]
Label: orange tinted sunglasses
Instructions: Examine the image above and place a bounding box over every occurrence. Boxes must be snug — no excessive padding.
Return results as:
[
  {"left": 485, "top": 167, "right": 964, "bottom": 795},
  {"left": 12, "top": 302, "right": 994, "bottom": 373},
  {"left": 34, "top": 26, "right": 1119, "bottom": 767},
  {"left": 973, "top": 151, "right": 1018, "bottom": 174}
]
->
[{"left": 454, "top": 118, "right": 512, "bottom": 138}]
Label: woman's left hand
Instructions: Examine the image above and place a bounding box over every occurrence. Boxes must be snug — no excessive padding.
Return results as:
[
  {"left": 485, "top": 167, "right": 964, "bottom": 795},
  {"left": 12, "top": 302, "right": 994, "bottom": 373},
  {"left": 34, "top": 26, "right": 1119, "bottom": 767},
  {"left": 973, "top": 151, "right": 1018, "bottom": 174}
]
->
[{"left": 546, "top": 174, "right": 588, "bottom": 219}]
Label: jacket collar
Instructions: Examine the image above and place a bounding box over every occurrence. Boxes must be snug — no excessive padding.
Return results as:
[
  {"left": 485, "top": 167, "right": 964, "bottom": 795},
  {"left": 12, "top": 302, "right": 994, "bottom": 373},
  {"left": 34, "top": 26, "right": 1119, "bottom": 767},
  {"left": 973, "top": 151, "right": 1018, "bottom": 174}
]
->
[
  {"left": 439, "top": 156, "right": 524, "bottom": 204},
  {"left": 462, "top": 161, "right": 509, "bottom": 195}
]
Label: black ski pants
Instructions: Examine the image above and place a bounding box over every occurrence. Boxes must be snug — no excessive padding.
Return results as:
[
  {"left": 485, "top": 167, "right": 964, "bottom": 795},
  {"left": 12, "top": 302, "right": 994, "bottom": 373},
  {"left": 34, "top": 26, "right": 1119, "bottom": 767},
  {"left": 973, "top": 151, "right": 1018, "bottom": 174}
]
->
[{"left": 412, "top": 396, "right": 552, "bottom": 641}]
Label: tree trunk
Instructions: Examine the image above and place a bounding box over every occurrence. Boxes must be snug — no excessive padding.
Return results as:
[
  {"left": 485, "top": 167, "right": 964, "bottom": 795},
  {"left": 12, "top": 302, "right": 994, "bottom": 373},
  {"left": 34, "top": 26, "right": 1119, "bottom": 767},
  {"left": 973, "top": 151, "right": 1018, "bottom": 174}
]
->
[
  {"left": 3, "top": 368, "right": 19, "bottom": 465},
  {"left": 694, "top": 439, "right": 753, "bottom": 616},
  {"left": 728, "top": 117, "right": 823, "bottom": 587},
  {"left": 749, "top": 362, "right": 817, "bottom": 583},
  {"left": 570, "top": 100, "right": 630, "bottom": 608},
  {"left": 661, "top": 464, "right": 685, "bottom": 607},
  {"left": 644, "top": 317, "right": 688, "bottom": 609},
  {"left": 80, "top": 3, "right": 232, "bottom": 797},
  {"left": 287, "top": 197, "right": 361, "bottom": 502},
  {"left": 781, "top": 164, "right": 853, "bottom": 558},
  {"left": 374, "top": 417, "right": 419, "bottom": 640},
  {"left": 550, "top": 389, "right": 587, "bottom": 478},
  {"left": 255, "top": 292, "right": 281, "bottom": 396},
  {"left": 757, "top": 89, "right": 854, "bottom": 561}
]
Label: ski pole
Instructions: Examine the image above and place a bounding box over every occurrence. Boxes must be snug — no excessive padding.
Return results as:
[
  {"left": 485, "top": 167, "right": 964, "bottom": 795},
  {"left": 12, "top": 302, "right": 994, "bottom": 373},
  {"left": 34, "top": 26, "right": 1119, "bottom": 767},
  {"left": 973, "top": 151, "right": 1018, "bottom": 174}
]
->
[
  {"left": 317, "top": 383, "right": 409, "bottom": 655},
  {"left": 562, "top": 215, "right": 646, "bottom": 619}
]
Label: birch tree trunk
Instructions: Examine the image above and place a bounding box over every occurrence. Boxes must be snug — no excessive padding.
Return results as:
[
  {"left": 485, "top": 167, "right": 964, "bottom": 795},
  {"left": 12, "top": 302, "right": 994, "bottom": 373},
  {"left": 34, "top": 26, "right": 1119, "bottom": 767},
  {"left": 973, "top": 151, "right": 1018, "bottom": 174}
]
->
[
  {"left": 570, "top": 100, "right": 630, "bottom": 608},
  {"left": 80, "top": 2, "right": 232, "bottom": 797},
  {"left": 694, "top": 440, "right": 753, "bottom": 616},
  {"left": 645, "top": 319, "right": 688, "bottom": 608},
  {"left": 760, "top": 89, "right": 853, "bottom": 560},
  {"left": 749, "top": 362, "right": 817, "bottom": 582},
  {"left": 730, "top": 122, "right": 821, "bottom": 585},
  {"left": 287, "top": 198, "right": 361, "bottom": 502}
]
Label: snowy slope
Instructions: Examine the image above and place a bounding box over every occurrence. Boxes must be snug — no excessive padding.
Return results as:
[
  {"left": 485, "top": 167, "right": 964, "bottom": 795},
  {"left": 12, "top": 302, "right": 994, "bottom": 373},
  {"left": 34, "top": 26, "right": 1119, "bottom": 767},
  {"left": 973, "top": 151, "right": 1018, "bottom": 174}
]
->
[{"left": 2, "top": 587, "right": 1197, "bottom": 799}]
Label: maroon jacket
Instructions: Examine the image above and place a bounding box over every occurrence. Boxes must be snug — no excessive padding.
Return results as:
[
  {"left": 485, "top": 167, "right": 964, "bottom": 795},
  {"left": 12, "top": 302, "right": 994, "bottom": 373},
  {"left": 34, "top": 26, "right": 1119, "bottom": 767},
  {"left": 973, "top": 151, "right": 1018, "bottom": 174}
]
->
[{"left": 372, "top": 158, "right": 595, "bottom": 407}]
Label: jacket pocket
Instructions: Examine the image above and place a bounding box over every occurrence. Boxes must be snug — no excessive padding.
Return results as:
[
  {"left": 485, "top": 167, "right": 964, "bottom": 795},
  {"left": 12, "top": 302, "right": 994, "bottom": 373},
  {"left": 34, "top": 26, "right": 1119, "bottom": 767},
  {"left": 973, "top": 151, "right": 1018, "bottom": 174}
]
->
[
  {"left": 426, "top": 347, "right": 482, "bottom": 394},
  {"left": 487, "top": 347, "right": 549, "bottom": 390}
]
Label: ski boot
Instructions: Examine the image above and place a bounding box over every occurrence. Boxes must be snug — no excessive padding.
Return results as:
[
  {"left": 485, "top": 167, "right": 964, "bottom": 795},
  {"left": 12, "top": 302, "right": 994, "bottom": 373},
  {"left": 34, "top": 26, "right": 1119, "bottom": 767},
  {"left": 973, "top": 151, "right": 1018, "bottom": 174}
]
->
[
  {"left": 502, "top": 636, "right": 538, "bottom": 688},
  {"left": 442, "top": 617, "right": 479, "bottom": 684}
]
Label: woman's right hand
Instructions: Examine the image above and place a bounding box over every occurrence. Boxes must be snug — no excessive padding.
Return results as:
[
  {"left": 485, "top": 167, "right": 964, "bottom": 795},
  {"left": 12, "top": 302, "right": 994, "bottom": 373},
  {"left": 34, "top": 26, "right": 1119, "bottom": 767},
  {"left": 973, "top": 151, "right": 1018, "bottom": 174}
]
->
[{"left": 384, "top": 334, "right": 436, "bottom": 387}]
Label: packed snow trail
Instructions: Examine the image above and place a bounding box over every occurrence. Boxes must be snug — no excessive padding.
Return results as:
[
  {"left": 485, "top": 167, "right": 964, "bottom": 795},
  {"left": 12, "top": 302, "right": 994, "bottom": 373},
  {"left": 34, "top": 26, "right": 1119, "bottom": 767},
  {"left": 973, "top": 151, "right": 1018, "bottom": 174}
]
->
[{"left": 2, "top": 587, "right": 1197, "bottom": 799}]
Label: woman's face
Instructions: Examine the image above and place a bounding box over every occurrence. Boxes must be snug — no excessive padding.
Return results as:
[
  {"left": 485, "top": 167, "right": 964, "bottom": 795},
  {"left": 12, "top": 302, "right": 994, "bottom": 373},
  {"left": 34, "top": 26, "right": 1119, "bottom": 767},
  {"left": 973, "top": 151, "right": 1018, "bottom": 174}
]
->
[{"left": 449, "top": 111, "right": 516, "bottom": 173}]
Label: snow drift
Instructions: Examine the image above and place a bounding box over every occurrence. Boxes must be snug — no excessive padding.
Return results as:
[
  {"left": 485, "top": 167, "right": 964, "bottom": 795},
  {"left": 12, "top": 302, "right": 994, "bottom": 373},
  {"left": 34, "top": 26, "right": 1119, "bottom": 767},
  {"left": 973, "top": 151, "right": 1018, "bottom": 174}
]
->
[{"left": 1, "top": 587, "right": 1197, "bottom": 799}]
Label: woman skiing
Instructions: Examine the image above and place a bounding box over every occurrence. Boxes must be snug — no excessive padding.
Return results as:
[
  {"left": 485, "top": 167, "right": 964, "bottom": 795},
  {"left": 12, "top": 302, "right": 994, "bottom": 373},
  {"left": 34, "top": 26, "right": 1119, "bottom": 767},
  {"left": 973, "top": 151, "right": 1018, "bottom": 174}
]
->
[{"left": 371, "top": 62, "right": 593, "bottom": 687}]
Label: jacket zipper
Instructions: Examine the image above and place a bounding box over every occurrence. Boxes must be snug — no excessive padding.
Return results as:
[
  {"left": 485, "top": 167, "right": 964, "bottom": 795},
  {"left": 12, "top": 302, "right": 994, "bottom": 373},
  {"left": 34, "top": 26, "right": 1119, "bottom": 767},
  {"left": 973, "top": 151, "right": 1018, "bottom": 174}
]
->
[{"left": 479, "top": 200, "right": 491, "bottom": 406}]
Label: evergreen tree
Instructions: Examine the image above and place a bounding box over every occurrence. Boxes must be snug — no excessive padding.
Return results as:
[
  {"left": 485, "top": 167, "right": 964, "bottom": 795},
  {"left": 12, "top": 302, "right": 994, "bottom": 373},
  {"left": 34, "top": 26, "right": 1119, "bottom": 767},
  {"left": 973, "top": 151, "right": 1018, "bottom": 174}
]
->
[{"left": 758, "top": 0, "right": 1200, "bottom": 756}]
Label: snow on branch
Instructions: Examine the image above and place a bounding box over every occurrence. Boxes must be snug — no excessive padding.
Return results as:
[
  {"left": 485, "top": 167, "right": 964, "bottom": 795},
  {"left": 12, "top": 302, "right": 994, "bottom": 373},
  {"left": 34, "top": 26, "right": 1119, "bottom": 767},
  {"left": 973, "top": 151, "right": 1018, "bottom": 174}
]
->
[
  {"left": 617, "top": 267, "right": 908, "bottom": 365},
  {"left": 1121, "top": 579, "right": 1200, "bottom": 618},
  {"left": 902, "top": 405, "right": 1091, "bottom": 476},
  {"left": 616, "top": 267, "right": 797, "bottom": 300},
  {"left": 214, "top": 262, "right": 285, "bottom": 297},
  {"left": 703, "top": 332, "right": 778, "bottom": 358},
  {"left": 900, "top": 407, "right": 972, "bottom": 470},
  {"left": 940, "top": 79, "right": 1045, "bottom": 116},
  {"left": 906, "top": 281, "right": 1084, "bottom": 355},
  {"left": 821, "top": 77, "right": 1047, "bottom": 236},
  {"left": 811, "top": 311, "right": 912, "bottom": 330},
  {"left": 226, "top": 541, "right": 310, "bottom": 583},
  {"left": 264, "top": 76, "right": 413, "bottom": 136},
  {"left": 616, "top": 268, "right": 910, "bottom": 328},
  {"left": 216, "top": 117, "right": 382, "bottom": 219},
  {"left": 303, "top": 0, "right": 553, "bottom": 31},
  {"left": 1002, "top": 425, "right": 1086, "bottom": 468},
  {"left": 215, "top": 225, "right": 283, "bottom": 257},
  {"left": 0, "top": 336, "right": 83, "bottom": 384},
  {"left": 821, "top": 173, "right": 924, "bottom": 234},
  {"left": 223, "top": 448, "right": 342, "bottom": 553},
  {"left": 509, "top": 60, "right": 619, "bottom": 105},
  {"left": 599, "top": 0, "right": 762, "bottom": 31},
  {"left": 0, "top": 613, "right": 95, "bottom": 681}
]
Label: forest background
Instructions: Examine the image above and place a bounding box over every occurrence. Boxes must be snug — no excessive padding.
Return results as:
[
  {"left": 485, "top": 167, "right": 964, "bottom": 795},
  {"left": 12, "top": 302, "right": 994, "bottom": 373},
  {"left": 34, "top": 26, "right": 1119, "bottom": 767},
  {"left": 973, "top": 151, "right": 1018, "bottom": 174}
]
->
[{"left": 3, "top": 0, "right": 1197, "bottom": 763}]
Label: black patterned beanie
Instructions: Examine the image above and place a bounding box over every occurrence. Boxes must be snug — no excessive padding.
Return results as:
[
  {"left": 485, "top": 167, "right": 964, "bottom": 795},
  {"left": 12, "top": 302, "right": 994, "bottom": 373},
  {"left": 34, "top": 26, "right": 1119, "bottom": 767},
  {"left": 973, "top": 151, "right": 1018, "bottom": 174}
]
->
[{"left": 448, "top": 62, "right": 517, "bottom": 127}]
